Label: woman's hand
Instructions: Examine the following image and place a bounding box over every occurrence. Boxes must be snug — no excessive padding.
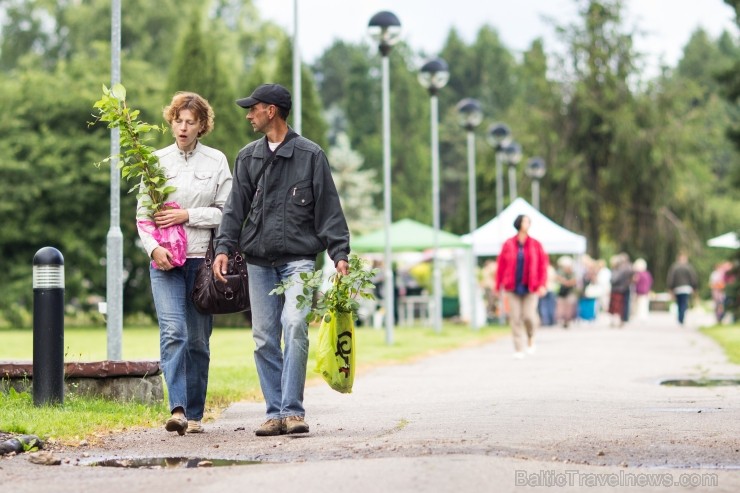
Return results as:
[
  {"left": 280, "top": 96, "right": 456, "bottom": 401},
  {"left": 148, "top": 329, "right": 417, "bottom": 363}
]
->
[
  {"left": 151, "top": 247, "right": 174, "bottom": 271},
  {"left": 153, "top": 208, "right": 189, "bottom": 228}
]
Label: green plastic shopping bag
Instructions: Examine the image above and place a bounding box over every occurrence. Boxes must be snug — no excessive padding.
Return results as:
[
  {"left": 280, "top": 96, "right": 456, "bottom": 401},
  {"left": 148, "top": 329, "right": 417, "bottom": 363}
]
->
[{"left": 315, "top": 310, "right": 355, "bottom": 393}]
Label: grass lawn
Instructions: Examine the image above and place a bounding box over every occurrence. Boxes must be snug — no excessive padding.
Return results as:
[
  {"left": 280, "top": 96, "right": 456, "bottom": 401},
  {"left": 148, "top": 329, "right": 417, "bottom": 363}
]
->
[
  {"left": 0, "top": 323, "right": 507, "bottom": 442},
  {"left": 701, "top": 323, "right": 740, "bottom": 364}
]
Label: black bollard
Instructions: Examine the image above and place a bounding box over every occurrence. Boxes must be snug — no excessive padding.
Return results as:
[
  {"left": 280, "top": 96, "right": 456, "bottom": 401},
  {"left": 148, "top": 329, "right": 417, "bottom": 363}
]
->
[{"left": 32, "top": 247, "right": 65, "bottom": 406}]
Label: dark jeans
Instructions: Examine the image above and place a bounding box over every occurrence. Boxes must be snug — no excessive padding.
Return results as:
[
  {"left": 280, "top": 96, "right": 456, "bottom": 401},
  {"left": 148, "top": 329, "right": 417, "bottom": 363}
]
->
[
  {"left": 676, "top": 293, "right": 690, "bottom": 324},
  {"left": 621, "top": 290, "right": 631, "bottom": 322}
]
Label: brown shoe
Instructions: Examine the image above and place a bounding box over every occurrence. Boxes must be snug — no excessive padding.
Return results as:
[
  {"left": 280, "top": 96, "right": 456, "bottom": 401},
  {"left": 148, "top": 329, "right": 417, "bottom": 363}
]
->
[
  {"left": 165, "top": 415, "right": 188, "bottom": 436},
  {"left": 255, "top": 418, "right": 284, "bottom": 437},
  {"left": 186, "top": 420, "right": 204, "bottom": 434},
  {"left": 284, "top": 415, "right": 309, "bottom": 434}
]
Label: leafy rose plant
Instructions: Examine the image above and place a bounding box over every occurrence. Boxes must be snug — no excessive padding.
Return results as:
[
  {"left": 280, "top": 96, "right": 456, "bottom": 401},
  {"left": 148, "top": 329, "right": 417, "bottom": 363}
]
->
[
  {"left": 90, "top": 83, "right": 171, "bottom": 215},
  {"left": 270, "top": 254, "right": 379, "bottom": 323}
]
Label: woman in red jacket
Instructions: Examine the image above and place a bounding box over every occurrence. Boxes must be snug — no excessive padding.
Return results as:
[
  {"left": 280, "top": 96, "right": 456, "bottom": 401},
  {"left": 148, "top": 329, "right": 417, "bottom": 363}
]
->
[{"left": 495, "top": 215, "right": 549, "bottom": 359}]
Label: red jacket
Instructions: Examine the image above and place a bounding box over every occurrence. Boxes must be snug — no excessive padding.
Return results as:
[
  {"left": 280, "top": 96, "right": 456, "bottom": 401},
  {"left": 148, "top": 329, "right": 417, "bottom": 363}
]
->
[{"left": 495, "top": 235, "right": 549, "bottom": 293}]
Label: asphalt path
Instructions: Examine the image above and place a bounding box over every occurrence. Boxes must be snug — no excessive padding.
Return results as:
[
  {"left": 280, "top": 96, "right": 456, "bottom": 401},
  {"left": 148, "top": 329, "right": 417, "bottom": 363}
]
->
[{"left": 2, "top": 308, "right": 739, "bottom": 492}]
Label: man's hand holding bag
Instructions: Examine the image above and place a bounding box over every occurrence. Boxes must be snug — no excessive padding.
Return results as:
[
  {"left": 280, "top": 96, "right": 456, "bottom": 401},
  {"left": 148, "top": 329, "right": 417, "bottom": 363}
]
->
[{"left": 191, "top": 231, "right": 250, "bottom": 314}]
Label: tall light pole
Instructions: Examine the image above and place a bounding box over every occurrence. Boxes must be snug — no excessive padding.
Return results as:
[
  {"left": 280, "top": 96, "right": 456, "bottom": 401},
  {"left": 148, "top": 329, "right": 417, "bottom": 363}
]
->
[
  {"left": 107, "top": 0, "right": 123, "bottom": 360},
  {"left": 456, "top": 98, "right": 483, "bottom": 330},
  {"left": 504, "top": 141, "right": 522, "bottom": 203},
  {"left": 368, "top": 11, "right": 401, "bottom": 345},
  {"left": 418, "top": 57, "right": 450, "bottom": 334},
  {"left": 525, "top": 157, "right": 546, "bottom": 210},
  {"left": 486, "top": 124, "right": 513, "bottom": 325},
  {"left": 486, "top": 123, "right": 512, "bottom": 216},
  {"left": 292, "top": 0, "right": 302, "bottom": 134}
]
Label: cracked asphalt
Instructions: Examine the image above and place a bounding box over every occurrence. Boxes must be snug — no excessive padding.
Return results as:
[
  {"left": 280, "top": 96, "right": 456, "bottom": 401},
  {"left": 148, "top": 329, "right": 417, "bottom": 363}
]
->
[{"left": 2, "top": 309, "right": 739, "bottom": 492}]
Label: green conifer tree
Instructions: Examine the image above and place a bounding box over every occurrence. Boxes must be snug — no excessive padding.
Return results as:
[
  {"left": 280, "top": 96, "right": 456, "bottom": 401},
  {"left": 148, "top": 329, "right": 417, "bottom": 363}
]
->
[{"left": 165, "top": 12, "right": 244, "bottom": 162}]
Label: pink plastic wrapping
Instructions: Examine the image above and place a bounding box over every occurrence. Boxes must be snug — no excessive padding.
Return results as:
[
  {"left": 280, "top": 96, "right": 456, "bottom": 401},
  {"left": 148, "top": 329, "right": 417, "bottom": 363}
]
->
[{"left": 137, "top": 202, "right": 188, "bottom": 268}]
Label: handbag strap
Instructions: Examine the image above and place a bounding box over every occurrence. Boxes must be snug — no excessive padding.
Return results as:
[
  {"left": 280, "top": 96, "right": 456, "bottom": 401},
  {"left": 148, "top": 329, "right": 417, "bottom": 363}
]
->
[
  {"left": 251, "top": 131, "right": 299, "bottom": 189},
  {"left": 204, "top": 229, "right": 215, "bottom": 265},
  {"left": 208, "top": 229, "right": 246, "bottom": 268}
]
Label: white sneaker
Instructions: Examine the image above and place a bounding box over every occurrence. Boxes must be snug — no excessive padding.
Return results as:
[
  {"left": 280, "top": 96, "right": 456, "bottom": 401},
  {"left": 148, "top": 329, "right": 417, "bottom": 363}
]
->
[
  {"left": 513, "top": 352, "right": 525, "bottom": 359},
  {"left": 526, "top": 345, "right": 537, "bottom": 355}
]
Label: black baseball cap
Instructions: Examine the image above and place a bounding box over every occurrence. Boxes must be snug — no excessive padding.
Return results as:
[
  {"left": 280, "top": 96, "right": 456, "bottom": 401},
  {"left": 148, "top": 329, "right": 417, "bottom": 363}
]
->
[{"left": 236, "top": 83, "right": 292, "bottom": 110}]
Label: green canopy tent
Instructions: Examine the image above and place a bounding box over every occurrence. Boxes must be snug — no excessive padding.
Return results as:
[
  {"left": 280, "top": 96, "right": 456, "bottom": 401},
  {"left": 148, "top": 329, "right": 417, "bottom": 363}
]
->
[
  {"left": 351, "top": 219, "right": 470, "bottom": 321},
  {"left": 351, "top": 218, "right": 469, "bottom": 252}
]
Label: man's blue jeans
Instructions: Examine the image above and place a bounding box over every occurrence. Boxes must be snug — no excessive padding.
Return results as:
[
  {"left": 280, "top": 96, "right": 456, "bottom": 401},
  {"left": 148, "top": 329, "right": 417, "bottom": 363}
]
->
[
  {"left": 150, "top": 259, "right": 213, "bottom": 420},
  {"left": 248, "top": 260, "right": 315, "bottom": 419}
]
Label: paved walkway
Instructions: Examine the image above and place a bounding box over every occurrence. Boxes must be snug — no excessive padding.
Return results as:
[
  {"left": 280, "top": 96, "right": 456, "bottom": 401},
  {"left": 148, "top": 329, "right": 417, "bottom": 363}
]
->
[{"left": 3, "top": 309, "right": 740, "bottom": 492}]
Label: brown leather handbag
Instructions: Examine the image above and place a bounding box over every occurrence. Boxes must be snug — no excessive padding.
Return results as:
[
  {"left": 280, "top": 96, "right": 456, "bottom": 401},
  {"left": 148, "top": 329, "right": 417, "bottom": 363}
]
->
[{"left": 191, "top": 231, "right": 250, "bottom": 314}]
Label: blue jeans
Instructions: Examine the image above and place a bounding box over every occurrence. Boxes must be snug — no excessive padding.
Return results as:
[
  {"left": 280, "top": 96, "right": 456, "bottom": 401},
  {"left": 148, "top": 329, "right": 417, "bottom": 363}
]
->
[
  {"left": 248, "top": 259, "right": 315, "bottom": 419},
  {"left": 538, "top": 291, "right": 556, "bottom": 326},
  {"left": 676, "top": 293, "right": 690, "bottom": 324},
  {"left": 150, "top": 258, "right": 213, "bottom": 420}
]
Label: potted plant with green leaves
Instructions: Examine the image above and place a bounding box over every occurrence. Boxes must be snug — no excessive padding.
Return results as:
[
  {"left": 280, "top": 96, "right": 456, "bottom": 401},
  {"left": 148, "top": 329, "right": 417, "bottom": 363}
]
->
[{"left": 90, "top": 83, "right": 187, "bottom": 266}]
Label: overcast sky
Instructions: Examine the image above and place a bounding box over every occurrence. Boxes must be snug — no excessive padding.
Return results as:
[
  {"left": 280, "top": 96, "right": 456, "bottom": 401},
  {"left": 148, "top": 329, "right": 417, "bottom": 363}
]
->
[{"left": 254, "top": 0, "right": 737, "bottom": 77}]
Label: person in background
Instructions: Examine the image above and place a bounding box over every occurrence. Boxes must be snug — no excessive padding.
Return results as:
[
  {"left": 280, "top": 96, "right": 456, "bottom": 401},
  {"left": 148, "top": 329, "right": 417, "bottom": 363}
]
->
[
  {"left": 495, "top": 214, "right": 549, "bottom": 358},
  {"left": 666, "top": 252, "right": 699, "bottom": 326},
  {"left": 481, "top": 259, "right": 498, "bottom": 323},
  {"left": 595, "top": 259, "right": 612, "bottom": 314},
  {"left": 579, "top": 255, "right": 601, "bottom": 322},
  {"left": 555, "top": 256, "right": 578, "bottom": 328},
  {"left": 214, "top": 83, "right": 350, "bottom": 437},
  {"left": 608, "top": 253, "right": 633, "bottom": 327},
  {"left": 709, "top": 261, "right": 731, "bottom": 324},
  {"left": 632, "top": 258, "right": 653, "bottom": 321},
  {"left": 538, "top": 262, "right": 558, "bottom": 327},
  {"left": 138, "top": 92, "right": 233, "bottom": 435}
]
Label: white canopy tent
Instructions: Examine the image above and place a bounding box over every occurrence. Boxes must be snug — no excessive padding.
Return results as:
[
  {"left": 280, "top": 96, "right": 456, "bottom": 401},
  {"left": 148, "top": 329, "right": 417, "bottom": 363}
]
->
[
  {"left": 463, "top": 198, "right": 587, "bottom": 256},
  {"left": 707, "top": 232, "right": 739, "bottom": 249}
]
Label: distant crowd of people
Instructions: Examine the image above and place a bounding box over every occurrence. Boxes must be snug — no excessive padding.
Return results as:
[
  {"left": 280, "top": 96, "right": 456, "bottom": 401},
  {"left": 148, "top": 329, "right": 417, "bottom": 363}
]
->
[{"left": 484, "top": 249, "right": 737, "bottom": 331}]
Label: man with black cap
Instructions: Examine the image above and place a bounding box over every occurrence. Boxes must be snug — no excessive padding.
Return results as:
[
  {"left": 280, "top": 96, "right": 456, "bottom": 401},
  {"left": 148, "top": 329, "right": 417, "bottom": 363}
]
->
[{"left": 214, "top": 83, "right": 350, "bottom": 436}]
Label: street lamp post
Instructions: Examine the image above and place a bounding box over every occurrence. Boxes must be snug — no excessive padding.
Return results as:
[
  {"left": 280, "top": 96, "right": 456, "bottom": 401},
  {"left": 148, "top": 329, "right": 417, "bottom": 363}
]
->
[
  {"left": 503, "top": 141, "right": 522, "bottom": 203},
  {"left": 486, "top": 123, "right": 512, "bottom": 216},
  {"left": 418, "top": 57, "right": 450, "bottom": 334},
  {"left": 525, "top": 157, "right": 546, "bottom": 210},
  {"left": 368, "top": 11, "right": 401, "bottom": 345},
  {"left": 485, "top": 123, "right": 514, "bottom": 325},
  {"left": 107, "top": 0, "right": 123, "bottom": 360},
  {"left": 456, "top": 98, "right": 483, "bottom": 330},
  {"left": 292, "top": 0, "right": 301, "bottom": 134}
]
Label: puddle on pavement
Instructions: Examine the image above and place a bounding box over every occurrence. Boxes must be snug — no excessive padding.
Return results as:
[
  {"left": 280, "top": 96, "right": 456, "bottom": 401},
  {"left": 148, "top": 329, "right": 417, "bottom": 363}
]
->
[
  {"left": 89, "top": 457, "right": 261, "bottom": 469},
  {"left": 659, "top": 378, "right": 740, "bottom": 387}
]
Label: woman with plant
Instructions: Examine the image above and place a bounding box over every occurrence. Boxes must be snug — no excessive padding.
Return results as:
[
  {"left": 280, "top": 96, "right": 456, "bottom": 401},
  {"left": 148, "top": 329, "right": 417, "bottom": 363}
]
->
[{"left": 138, "top": 92, "right": 232, "bottom": 435}]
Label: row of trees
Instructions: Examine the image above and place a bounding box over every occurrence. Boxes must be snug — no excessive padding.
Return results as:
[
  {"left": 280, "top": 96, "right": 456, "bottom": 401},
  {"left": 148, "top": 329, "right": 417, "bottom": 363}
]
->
[{"left": 0, "top": 0, "right": 737, "bottom": 326}]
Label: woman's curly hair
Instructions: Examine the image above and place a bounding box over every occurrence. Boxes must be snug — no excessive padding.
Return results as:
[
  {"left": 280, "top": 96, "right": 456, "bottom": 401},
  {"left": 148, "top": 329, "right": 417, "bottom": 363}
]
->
[{"left": 162, "top": 92, "right": 215, "bottom": 138}]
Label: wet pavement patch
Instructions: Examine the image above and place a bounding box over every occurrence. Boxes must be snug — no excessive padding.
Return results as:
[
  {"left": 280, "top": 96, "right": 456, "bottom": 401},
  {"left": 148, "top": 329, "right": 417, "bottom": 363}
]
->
[
  {"left": 89, "top": 457, "right": 261, "bottom": 469},
  {"left": 659, "top": 378, "right": 740, "bottom": 387}
]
